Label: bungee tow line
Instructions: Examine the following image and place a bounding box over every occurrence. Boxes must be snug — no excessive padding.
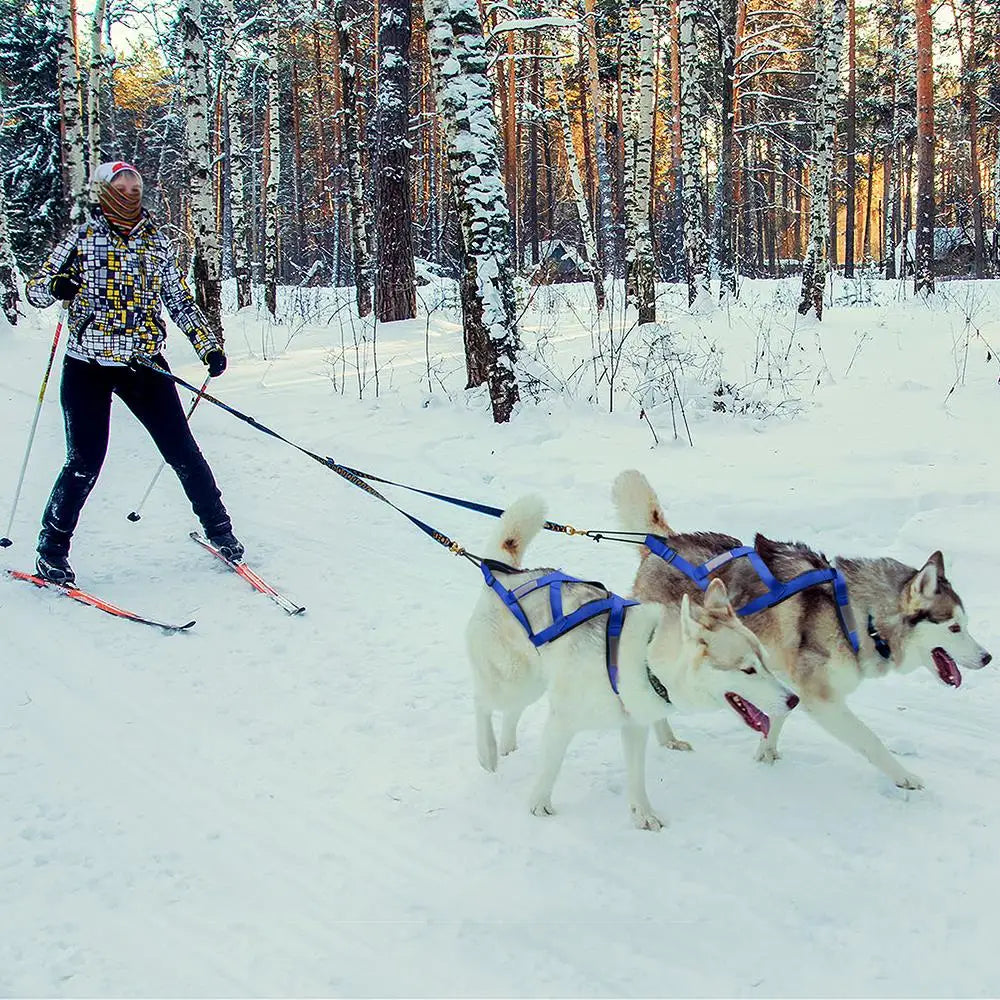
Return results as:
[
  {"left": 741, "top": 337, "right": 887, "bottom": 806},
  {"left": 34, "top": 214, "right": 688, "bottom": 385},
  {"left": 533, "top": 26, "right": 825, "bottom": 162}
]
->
[{"left": 135, "top": 356, "right": 859, "bottom": 652}]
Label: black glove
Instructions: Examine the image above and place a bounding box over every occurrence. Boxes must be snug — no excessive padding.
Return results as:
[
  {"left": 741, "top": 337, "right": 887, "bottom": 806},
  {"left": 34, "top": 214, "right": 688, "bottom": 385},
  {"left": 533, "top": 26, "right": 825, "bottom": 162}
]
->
[
  {"left": 50, "top": 273, "right": 81, "bottom": 301},
  {"left": 205, "top": 349, "right": 227, "bottom": 378}
]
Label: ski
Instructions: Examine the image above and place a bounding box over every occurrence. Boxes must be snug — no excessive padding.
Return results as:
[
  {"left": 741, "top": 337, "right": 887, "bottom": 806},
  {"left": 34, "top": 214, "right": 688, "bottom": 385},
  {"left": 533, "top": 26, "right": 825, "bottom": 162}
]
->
[
  {"left": 7, "top": 569, "right": 196, "bottom": 632},
  {"left": 190, "top": 532, "right": 306, "bottom": 616}
]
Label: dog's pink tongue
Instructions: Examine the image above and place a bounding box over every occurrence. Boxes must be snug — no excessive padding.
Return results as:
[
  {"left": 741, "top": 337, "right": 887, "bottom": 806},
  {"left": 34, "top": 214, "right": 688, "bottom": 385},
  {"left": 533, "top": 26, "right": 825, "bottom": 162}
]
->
[
  {"left": 744, "top": 701, "right": 771, "bottom": 737},
  {"left": 932, "top": 648, "right": 962, "bottom": 687}
]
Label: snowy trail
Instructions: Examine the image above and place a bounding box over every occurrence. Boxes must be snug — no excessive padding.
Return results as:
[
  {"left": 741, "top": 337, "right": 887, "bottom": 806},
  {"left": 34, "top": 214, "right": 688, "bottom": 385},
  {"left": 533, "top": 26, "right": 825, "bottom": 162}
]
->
[{"left": 3, "top": 280, "right": 1000, "bottom": 995}]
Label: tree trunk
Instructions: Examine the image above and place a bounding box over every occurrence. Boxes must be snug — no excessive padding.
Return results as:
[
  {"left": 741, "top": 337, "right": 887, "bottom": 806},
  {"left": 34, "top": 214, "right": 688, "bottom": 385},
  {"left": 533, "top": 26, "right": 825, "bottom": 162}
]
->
[
  {"left": 55, "top": 0, "right": 86, "bottom": 221},
  {"left": 797, "top": 0, "right": 846, "bottom": 319},
  {"left": 375, "top": 0, "right": 417, "bottom": 322},
  {"left": 423, "top": 0, "right": 521, "bottom": 423},
  {"left": 87, "top": 0, "right": 107, "bottom": 176},
  {"left": 679, "top": 0, "right": 709, "bottom": 306},
  {"left": 844, "top": 0, "right": 856, "bottom": 277},
  {"left": 181, "top": 0, "right": 224, "bottom": 339},
  {"left": 717, "top": 0, "right": 737, "bottom": 301},
  {"left": 333, "top": 0, "right": 373, "bottom": 317},
  {"left": 264, "top": 6, "right": 281, "bottom": 318},
  {"left": 0, "top": 185, "right": 20, "bottom": 325},
  {"left": 914, "top": 0, "right": 934, "bottom": 294},
  {"left": 585, "top": 0, "right": 614, "bottom": 275}
]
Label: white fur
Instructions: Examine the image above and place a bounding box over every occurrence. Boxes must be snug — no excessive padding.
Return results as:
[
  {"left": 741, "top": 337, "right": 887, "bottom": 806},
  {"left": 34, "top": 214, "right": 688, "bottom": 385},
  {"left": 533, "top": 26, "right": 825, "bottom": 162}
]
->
[{"left": 466, "top": 496, "right": 796, "bottom": 830}]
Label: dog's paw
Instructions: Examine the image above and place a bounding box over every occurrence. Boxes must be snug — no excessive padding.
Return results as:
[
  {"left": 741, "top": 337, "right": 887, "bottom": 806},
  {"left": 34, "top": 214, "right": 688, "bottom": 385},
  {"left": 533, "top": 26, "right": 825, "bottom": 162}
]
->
[
  {"left": 662, "top": 738, "right": 693, "bottom": 752},
  {"left": 755, "top": 742, "right": 780, "bottom": 764},
  {"left": 530, "top": 798, "right": 556, "bottom": 817},
  {"left": 498, "top": 736, "right": 518, "bottom": 757},
  {"left": 894, "top": 770, "right": 925, "bottom": 790},
  {"left": 477, "top": 746, "right": 498, "bottom": 772},
  {"left": 630, "top": 805, "right": 664, "bottom": 831}
]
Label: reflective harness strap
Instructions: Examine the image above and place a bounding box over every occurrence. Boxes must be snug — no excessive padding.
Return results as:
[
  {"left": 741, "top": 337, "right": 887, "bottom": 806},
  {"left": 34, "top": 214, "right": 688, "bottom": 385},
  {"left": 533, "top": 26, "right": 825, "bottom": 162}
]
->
[
  {"left": 480, "top": 560, "right": 639, "bottom": 694},
  {"left": 644, "top": 535, "right": 860, "bottom": 653}
]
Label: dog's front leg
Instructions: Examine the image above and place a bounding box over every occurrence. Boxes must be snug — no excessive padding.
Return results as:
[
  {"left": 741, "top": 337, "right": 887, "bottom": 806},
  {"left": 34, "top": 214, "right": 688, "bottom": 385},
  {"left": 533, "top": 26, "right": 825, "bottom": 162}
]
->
[
  {"left": 805, "top": 698, "right": 924, "bottom": 789},
  {"left": 499, "top": 707, "right": 525, "bottom": 757},
  {"left": 621, "top": 723, "right": 663, "bottom": 830},
  {"left": 653, "top": 718, "right": 693, "bottom": 752},
  {"left": 528, "top": 713, "right": 575, "bottom": 816},
  {"left": 475, "top": 703, "right": 498, "bottom": 772},
  {"left": 754, "top": 710, "right": 789, "bottom": 763}
]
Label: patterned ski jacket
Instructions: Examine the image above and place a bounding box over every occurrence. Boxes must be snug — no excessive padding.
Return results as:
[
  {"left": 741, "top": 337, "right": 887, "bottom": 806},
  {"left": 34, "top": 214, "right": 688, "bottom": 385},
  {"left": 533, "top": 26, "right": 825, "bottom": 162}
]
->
[{"left": 26, "top": 209, "right": 219, "bottom": 366}]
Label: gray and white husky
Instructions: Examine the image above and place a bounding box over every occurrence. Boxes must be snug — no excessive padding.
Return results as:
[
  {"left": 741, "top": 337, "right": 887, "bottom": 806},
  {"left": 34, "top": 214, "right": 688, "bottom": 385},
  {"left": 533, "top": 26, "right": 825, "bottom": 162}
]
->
[
  {"left": 465, "top": 495, "right": 798, "bottom": 830},
  {"left": 612, "top": 469, "right": 993, "bottom": 789}
]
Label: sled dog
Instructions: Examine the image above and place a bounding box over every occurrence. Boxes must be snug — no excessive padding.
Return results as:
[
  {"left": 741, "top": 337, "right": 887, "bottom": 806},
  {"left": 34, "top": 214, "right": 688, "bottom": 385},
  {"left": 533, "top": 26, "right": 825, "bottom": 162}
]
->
[
  {"left": 612, "top": 469, "right": 993, "bottom": 789},
  {"left": 465, "top": 495, "right": 798, "bottom": 830}
]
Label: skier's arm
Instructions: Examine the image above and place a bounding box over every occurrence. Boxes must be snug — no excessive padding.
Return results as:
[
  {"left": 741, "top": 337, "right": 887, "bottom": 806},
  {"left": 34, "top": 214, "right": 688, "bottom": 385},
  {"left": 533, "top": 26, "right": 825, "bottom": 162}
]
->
[
  {"left": 157, "top": 234, "right": 218, "bottom": 361},
  {"left": 25, "top": 231, "right": 80, "bottom": 309}
]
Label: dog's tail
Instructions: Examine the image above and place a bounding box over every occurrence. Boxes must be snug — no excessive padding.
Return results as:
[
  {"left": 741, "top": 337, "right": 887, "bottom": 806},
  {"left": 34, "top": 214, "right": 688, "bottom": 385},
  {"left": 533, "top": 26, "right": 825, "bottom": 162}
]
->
[
  {"left": 611, "top": 469, "right": 673, "bottom": 536},
  {"left": 486, "top": 495, "right": 548, "bottom": 567}
]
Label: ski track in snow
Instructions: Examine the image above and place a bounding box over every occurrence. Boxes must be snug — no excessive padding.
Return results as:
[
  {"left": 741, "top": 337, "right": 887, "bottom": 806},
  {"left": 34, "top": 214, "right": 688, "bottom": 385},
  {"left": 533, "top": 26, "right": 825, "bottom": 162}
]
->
[{"left": 2, "top": 278, "right": 1000, "bottom": 996}]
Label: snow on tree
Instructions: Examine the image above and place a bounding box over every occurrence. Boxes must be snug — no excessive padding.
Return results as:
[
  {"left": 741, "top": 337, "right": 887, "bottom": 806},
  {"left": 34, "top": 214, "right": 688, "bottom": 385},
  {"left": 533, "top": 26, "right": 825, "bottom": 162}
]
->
[
  {"left": 423, "top": 0, "right": 521, "bottom": 423},
  {"left": 264, "top": 2, "right": 282, "bottom": 319},
  {"left": 679, "top": 0, "right": 709, "bottom": 307},
  {"left": 0, "top": 183, "right": 21, "bottom": 324},
  {"left": 914, "top": 0, "right": 935, "bottom": 294},
  {"left": 797, "top": 0, "right": 846, "bottom": 320}
]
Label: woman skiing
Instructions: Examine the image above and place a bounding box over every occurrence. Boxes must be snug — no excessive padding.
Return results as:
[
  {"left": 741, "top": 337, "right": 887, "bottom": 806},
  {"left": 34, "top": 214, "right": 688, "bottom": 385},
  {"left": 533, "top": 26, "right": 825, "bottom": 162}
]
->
[{"left": 25, "top": 160, "right": 243, "bottom": 584}]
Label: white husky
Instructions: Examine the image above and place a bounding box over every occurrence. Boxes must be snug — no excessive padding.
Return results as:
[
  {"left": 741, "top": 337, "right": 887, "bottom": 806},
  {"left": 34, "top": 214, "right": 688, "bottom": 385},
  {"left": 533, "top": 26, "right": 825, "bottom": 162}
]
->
[{"left": 465, "top": 495, "right": 799, "bottom": 830}]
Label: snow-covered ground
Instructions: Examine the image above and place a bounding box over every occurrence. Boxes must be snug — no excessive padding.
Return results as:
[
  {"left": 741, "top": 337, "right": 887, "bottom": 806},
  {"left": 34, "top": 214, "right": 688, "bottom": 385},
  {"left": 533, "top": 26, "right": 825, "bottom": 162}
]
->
[{"left": 2, "top": 276, "right": 999, "bottom": 997}]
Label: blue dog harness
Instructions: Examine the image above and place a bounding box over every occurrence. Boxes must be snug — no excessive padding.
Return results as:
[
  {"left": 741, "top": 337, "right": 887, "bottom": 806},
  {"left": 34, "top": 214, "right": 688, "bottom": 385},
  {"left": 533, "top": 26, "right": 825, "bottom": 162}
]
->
[
  {"left": 479, "top": 559, "right": 639, "bottom": 693},
  {"left": 643, "top": 535, "right": 860, "bottom": 653}
]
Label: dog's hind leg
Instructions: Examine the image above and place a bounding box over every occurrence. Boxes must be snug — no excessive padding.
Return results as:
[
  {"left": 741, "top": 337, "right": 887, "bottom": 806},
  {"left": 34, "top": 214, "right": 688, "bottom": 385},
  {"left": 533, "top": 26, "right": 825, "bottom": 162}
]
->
[
  {"left": 499, "top": 707, "right": 524, "bottom": 756},
  {"left": 528, "top": 713, "right": 575, "bottom": 816},
  {"left": 653, "top": 718, "right": 693, "bottom": 752},
  {"left": 475, "top": 702, "right": 499, "bottom": 772},
  {"left": 622, "top": 723, "right": 663, "bottom": 830},
  {"left": 805, "top": 698, "right": 924, "bottom": 789}
]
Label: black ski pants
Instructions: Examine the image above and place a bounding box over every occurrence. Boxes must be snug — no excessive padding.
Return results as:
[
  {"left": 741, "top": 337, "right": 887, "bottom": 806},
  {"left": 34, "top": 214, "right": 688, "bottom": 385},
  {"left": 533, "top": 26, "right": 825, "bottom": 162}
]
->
[{"left": 39, "top": 355, "right": 231, "bottom": 556}]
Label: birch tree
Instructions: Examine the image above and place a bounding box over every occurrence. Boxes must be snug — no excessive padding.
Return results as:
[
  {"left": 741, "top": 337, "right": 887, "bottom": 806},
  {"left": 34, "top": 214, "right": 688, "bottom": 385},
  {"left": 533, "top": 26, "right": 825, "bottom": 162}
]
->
[
  {"left": 375, "top": 0, "right": 417, "bottom": 322},
  {"left": 87, "top": 0, "right": 107, "bottom": 175},
  {"left": 332, "top": 0, "right": 373, "bottom": 318},
  {"left": 679, "top": 0, "right": 709, "bottom": 306},
  {"left": 914, "top": 0, "right": 934, "bottom": 294},
  {"left": 0, "top": 184, "right": 20, "bottom": 325},
  {"left": 264, "top": 5, "right": 281, "bottom": 318},
  {"left": 423, "top": 0, "right": 521, "bottom": 424},
  {"left": 716, "top": 0, "right": 738, "bottom": 301},
  {"left": 584, "top": 0, "right": 614, "bottom": 274},
  {"left": 221, "top": 0, "right": 251, "bottom": 309},
  {"left": 797, "top": 0, "right": 846, "bottom": 319},
  {"left": 626, "top": 0, "right": 656, "bottom": 323},
  {"left": 180, "top": 0, "right": 223, "bottom": 338},
  {"left": 547, "top": 35, "right": 605, "bottom": 311},
  {"left": 55, "top": 0, "right": 86, "bottom": 222}
]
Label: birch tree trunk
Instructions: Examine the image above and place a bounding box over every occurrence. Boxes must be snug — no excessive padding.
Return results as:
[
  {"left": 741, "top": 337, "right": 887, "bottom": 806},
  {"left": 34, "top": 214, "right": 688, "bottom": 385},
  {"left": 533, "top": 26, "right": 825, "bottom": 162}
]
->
[
  {"left": 844, "top": 0, "right": 856, "bottom": 277},
  {"left": 180, "top": 0, "right": 224, "bottom": 338},
  {"left": 221, "top": 0, "right": 251, "bottom": 309},
  {"left": 55, "top": 0, "right": 86, "bottom": 222},
  {"left": 679, "top": 0, "right": 709, "bottom": 306},
  {"left": 914, "top": 0, "right": 934, "bottom": 294},
  {"left": 627, "top": 0, "right": 656, "bottom": 323},
  {"left": 796, "top": 0, "right": 846, "bottom": 319},
  {"left": 0, "top": 185, "right": 20, "bottom": 325},
  {"left": 423, "top": 0, "right": 521, "bottom": 424},
  {"left": 264, "top": 6, "right": 281, "bottom": 318},
  {"left": 375, "top": 0, "right": 417, "bottom": 322},
  {"left": 584, "top": 0, "right": 614, "bottom": 274},
  {"left": 332, "top": 0, "right": 373, "bottom": 318},
  {"left": 547, "top": 37, "right": 605, "bottom": 311},
  {"left": 716, "top": 0, "right": 737, "bottom": 301},
  {"left": 87, "top": 0, "right": 106, "bottom": 176}
]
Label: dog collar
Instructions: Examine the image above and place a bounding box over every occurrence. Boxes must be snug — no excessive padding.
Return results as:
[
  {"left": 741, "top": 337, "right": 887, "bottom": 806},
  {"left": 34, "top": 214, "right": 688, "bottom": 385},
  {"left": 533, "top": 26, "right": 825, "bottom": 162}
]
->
[
  {"left": 646, "top": 668, "right": 671, "bottom": 703},
  {"left": 867, "top": 614, "right": 892, "bottom": 660}
]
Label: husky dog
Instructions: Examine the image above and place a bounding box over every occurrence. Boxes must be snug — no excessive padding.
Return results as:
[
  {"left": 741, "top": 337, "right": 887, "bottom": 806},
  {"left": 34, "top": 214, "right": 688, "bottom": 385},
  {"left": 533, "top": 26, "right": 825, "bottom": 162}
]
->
[
  {"left": 612, "top": 469, "right": 993, "bottom": 789},
  {"left": 466, "top": 495, "right": 798, "bottom": 830}
]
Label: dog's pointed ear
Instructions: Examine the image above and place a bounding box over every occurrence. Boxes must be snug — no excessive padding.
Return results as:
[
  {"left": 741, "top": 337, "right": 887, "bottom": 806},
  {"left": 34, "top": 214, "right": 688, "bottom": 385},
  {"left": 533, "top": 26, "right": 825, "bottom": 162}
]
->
[
  {"left": 704, "top": 577, "right": 734, "bottom": 617},
  {"left": 680, "top": 593, "right": 697, "bottom": 641},
  {"left": 911, "top": 551, "right": 943, "bottom": 601}
]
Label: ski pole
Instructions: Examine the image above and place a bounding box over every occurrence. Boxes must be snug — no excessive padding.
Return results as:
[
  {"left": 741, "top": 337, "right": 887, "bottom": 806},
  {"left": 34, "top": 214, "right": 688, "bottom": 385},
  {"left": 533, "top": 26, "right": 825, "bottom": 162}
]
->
[
  {"left": 0, "top": 305, "right": 68, "bottom": 549},
  {"left": 126, "top": 375, "right": 211, "bottom": 522}
]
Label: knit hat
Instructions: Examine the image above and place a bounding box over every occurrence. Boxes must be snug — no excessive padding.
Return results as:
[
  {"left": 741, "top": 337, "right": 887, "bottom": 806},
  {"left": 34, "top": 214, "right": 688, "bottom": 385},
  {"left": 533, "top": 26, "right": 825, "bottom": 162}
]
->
[{"left": 92, "top": 160, "right": 144, "bottom": 233}]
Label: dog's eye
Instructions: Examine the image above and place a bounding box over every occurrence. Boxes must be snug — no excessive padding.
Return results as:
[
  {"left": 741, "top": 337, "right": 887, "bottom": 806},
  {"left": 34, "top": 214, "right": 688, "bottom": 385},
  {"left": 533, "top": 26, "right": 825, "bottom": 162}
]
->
[
  {"left": 741, "top": 666, "right": 757, "bottom": 675},
  {"left": 949, "top": 624, "right": 961, "bottom": 633}
]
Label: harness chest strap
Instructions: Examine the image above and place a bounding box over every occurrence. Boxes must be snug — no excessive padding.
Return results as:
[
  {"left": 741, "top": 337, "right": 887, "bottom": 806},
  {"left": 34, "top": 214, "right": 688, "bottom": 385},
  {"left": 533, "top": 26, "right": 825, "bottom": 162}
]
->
[
  {"left": 479, "top": 560, "right": 638, "bottom": 694},
  {"left": 644, "top": 535, "right": 861, "bottom": 654}
]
